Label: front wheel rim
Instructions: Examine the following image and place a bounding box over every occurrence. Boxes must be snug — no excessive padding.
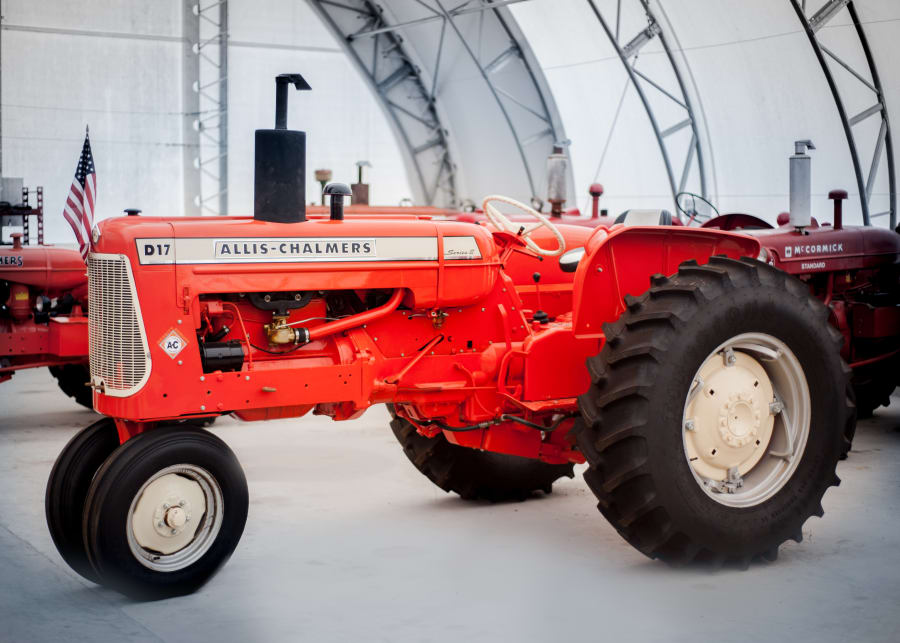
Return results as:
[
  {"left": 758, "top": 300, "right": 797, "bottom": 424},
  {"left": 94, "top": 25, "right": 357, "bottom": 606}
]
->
[
  {"left": 126, "top": 464, "right": 224, "bottom": 572},
  {"left": 681, "top": 332, "right": 811, "bottom": 508}
]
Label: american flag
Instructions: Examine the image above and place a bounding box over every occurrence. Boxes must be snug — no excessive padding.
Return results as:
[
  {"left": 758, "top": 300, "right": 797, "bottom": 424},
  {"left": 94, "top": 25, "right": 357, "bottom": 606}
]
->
[{"left": 62, "top": 127, "right": 97, "bottom": 261}]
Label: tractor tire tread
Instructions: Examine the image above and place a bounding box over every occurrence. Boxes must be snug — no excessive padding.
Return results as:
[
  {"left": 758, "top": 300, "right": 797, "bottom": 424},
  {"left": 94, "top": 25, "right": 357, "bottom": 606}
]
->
[
  {"left": 575, "top": 256, "right": 852, "bottom": 566},
  {"left": 389, "top": 409, "right": 573, "bottom": 503}
]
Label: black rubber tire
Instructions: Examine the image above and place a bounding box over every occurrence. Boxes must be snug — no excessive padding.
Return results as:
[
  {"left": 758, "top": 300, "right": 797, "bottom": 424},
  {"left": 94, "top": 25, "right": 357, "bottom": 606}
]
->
[
  {"left": 48, "top": 364, "right": 93, "bottom": 410},
  {"left": 45, "top": 417, "right": 120, "bottom": 583},
  {"left": 180, "top": 416, "right": 218, "bottom": 428},
  {"left": 572, "top": 256, "right": 853, "bottom": 567},
  {"left": 388, "top": 406, "right": 574, "bottom": 502},
  {"left": 852, "top": 359, "right": 897, "bottom": 418},
  {"left": 82, "top": 426, "right": 248, "bottom": 599}
]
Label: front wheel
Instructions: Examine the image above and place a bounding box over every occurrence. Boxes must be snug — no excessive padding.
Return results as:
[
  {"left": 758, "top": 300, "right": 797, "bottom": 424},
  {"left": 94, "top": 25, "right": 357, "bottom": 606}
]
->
[
  {"left": 82, "top": 426, "right": 248, "bottom": 598},
  {"left": 48, "top": 364, "right": 93, "bottom": 410},
  {"left": 574, "top": 257, "right": 853, "bottom": 567},
  {"left": 852, "top": 358, "right": 897, "bottom": 418},
  {"left": 45, "top": 418, "right": 120, "bottom": 582}
]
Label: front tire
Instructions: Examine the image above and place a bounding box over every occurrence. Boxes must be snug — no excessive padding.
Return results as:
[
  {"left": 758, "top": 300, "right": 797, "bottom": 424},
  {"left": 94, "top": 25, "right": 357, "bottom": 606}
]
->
[
  {"left": 45, "top": 418, "right": 120, "bottom": 582},
  {"left": 852, "top": 358, "right": 897, "bottom": 418},
  {"left": 389, "top": 407, "right": 574, "bottom": 502},
  {"left": 48, "top": 364, "right": 93, "bottom": 410},
  {"left": 82, "top": 426, "right": 248, "bottom": 598},
  {"left": 573, "top": 257, "right": 852, "bottom": 566}
]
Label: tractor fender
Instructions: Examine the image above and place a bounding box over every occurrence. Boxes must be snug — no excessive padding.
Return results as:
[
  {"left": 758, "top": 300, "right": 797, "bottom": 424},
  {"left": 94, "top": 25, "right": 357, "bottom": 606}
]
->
[{"left": 571, "top": 226, "right": 760, "bottom": 337}]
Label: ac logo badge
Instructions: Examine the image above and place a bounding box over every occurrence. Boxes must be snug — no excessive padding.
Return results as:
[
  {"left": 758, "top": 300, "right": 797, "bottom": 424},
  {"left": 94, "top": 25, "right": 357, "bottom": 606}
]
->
[{"left": 158, "top": 328, "right": 188, "bottom": 359}]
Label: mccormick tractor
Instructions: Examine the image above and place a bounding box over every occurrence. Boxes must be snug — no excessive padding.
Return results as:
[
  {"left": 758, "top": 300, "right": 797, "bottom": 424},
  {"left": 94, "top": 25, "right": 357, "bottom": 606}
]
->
[
  {"left": 678, "top": 143, "right": 900, "bottom": 418},
  {"left": 46, "top": 75, "right": 853, "bottom": 598},
  {"left": 1, "top": 190, "right": 93, "bottom": 408},
  {"left": 457, "top": 140, "right": 900, "bottom": 420}
]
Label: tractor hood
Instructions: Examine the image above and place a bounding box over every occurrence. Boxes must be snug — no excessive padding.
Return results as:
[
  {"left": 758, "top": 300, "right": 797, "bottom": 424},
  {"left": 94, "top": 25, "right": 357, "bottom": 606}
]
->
[
  {"left": 91, "top": 214, "right": 502, "bottom": 310},
  {"left": 748, "top": 224, "right": 900, "bottom": 273}
]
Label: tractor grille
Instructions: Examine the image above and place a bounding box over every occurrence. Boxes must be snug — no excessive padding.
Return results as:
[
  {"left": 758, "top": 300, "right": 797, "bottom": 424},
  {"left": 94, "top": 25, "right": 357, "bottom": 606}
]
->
[{"left": 88, "top": 254, "right": 151, "bottom": 396}]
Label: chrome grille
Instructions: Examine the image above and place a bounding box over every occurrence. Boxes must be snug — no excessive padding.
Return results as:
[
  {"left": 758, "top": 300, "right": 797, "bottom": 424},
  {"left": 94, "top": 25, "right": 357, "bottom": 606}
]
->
[{"left": 88, "top": 254, "right": 151, "bottom": 396}]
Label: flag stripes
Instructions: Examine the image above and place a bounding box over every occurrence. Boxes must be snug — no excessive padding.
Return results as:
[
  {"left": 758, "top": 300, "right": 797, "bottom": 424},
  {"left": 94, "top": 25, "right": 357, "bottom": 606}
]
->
[{"left": 63, "top": 129, "right": 96, "bottom": 261}]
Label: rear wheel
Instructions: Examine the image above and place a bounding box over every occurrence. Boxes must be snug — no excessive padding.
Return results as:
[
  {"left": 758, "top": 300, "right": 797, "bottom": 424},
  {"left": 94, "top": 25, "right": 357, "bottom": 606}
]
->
[
  {"left": 389, "top": 407, "right": 574, "bottom": 502},
  {"left": 573, "top": 257, "right": 852, "bottom": 566},
  {"left": 82, "top": 426, "right": 248, "bottom": 598},
  {"left": 45, "top": 418, "right": 119, "bottom": 582},
  {"left": 48, "top": 364, "right": 93, "bottom": 410}
]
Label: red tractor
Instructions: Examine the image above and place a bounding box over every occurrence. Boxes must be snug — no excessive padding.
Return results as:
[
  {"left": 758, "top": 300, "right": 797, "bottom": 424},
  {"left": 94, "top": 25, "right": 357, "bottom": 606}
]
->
[
  {"left": 1, "top": 190, "right": 92, "bottom": 408},
  {"left": 675, "top": 141, "right": 900, "bottom": 418},
  {"left": 458, "top": 141, "right": 900, "bottom": 421},
  {"left": 46, "top": 76, "right": 853, "bottom": 598}
]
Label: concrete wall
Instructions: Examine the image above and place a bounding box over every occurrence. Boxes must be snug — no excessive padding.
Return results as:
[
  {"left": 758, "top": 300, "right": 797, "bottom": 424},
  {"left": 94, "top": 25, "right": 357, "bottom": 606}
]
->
[
  {"left": 0, "top": 0, "right": 411, "bottom": 245},
  {"left": 1, "top": 1, "right": 184, "bottom": 243}
]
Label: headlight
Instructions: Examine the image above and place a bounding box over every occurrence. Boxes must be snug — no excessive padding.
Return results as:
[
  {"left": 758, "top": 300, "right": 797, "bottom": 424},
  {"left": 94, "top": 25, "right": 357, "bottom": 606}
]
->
[{"left": 34, "top": 295, "right": 51, "bottom": 313}]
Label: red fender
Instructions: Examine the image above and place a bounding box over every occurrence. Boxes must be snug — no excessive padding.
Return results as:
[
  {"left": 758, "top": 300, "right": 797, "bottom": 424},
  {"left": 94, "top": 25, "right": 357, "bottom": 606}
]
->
[{"left": 571, "top": 226, "right": 761, "bottom": 337}]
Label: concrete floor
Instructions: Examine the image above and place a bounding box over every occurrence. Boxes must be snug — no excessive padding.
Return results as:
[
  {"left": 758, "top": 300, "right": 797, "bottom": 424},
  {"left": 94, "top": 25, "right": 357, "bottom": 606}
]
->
[{"left": 1, "top": 368, "right": 898, "bottom": 643}]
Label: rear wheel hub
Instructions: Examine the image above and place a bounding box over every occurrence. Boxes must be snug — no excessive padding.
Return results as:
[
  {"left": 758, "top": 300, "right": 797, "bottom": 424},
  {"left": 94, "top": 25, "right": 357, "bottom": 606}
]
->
[
  {"left": 685, "top": 351, "right": 775, "bottom": 481},
  {"left": 682, "top": 333, "right": 811, "bottom": 507}
]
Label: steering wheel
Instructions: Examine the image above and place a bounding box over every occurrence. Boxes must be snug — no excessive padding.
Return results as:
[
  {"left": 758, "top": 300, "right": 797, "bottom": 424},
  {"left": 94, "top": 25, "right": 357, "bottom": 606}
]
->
[
  {"left": 482, "top": 195, "right": 566, "bottom": 257},
  {"left": 676, "top": 192, "right": 719, "bottom": 226}
]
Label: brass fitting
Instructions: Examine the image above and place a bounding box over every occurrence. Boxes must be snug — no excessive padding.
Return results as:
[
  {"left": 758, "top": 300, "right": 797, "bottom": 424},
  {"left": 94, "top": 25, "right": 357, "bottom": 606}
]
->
[{"left": 264, "top": 315, "right": 309, "bottom": 345}]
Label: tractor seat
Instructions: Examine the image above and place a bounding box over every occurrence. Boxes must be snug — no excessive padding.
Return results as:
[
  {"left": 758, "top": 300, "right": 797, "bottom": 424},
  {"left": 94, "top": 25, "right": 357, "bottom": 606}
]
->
[{"left": 614, "top": 209, "right": 673, "bottom": 226}]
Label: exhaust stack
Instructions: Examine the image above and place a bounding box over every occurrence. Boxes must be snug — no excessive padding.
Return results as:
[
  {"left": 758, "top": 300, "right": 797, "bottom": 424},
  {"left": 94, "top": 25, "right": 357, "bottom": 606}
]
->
[
  {"left": 789, "top": 139, "right": 815, "bottom": 231},
  {"left": 546, "top": 141, "right": 570, "bottom": 217},
  {"left": 254, "top": 74, "right": 311, "bottom": 223}
]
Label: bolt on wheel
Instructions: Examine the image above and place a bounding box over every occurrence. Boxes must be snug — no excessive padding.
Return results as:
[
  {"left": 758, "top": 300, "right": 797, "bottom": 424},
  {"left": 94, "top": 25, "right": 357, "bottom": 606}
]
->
[
  {"left": 82, "top": 425, "right": 248, "bottom": 598},
  {"left": 574, "top": 257, "right": 850, "bottom": 566}
]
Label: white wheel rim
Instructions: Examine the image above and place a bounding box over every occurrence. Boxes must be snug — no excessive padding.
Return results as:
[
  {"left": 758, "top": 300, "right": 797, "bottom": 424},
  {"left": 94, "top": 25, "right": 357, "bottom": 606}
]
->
[
  {"left": 127, "top": 464, "right": 224, "bottom": 572},
  {"left": 681, "top": 333, "right": 811, "bottom": 508},
  {"left": 481, "top": 194, "right": 566, "bottom": 257}
]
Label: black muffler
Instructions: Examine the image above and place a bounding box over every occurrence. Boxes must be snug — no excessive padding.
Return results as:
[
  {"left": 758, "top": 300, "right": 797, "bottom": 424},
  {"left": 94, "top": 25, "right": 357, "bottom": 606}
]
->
[{"left": 254, "top": 73, "right": 311, "bottom": 223}]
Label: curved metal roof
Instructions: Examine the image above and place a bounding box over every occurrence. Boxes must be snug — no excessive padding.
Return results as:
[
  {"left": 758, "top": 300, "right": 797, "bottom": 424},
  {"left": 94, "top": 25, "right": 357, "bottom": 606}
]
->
[{"left": 307, "top": 0, "right": 573, "bottom": 209}]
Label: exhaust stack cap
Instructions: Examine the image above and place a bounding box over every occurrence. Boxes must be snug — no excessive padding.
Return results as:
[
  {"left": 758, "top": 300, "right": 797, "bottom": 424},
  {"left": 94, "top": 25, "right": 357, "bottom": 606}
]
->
[
  {"left": 789, "top": 139, "right": 815, "bottom": 230},
  {"left": 254, "top": 73, "right": 312, "bottom": 223}
]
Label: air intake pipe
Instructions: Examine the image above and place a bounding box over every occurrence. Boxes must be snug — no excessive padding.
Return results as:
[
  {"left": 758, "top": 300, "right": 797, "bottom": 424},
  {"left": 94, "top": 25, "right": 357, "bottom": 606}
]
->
[{"left": 254, "top": 73, "right": 311, "bottom": 223}]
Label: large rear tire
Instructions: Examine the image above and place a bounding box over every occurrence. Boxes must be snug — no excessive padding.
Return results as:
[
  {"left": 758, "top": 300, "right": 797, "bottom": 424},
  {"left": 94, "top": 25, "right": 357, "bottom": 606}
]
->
[
  {"left": 48, "top": 364, "right": 93, "bottom": 410},
  {"left": 45, "top": 417, "right": 119, "bottom": 582},
  {"left": 82, "top": 426, "right": 248, "bottom": 599},
  {"left": 389, "top": 407, "right": 574, "bottom": 502},
  {"left": 573, "top": 257, "right": 853, "bottom": 567}
]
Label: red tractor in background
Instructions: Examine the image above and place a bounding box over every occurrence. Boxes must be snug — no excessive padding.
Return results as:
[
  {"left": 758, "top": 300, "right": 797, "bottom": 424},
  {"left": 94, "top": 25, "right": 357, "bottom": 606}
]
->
[
  {"left": 695, "top": 193, "right": 900, "bottom": 418},
  {"left": 677, "top": 141, "right": 900, "bottom": 418},
  {"left": 44, "top": 75, "right": 853, "bottom": 599},
  {"left": 455, "top": 140, "right": 900, "bottom": 419},
  {"left": 1, "top": 189, "right": 92, "bottom": 408}
]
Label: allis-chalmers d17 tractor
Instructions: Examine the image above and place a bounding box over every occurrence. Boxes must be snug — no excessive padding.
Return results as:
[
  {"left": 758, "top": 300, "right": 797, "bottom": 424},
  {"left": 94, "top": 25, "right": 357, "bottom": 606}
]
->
[{"left": 46, "top": 76, "right": 853, "bottom": 598}]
